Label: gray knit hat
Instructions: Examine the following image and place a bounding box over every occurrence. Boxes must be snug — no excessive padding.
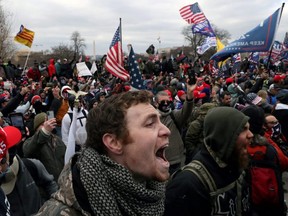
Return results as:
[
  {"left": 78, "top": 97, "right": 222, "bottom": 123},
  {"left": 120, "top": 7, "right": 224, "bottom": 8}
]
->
[{"left": 34, "top": 112, "right": 47, "bottom": 130}]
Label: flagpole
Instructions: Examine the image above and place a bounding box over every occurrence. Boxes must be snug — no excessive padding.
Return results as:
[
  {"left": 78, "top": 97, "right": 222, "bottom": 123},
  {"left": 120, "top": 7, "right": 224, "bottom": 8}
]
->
[
  {"left": 93, "top": 40, "right": 96, "bottom": 60},
  {"left": 119, "top": 18, "right": 122, "bottom": 46},
  {"left": 22, "top": 49, "right": 31, "bottom": 75}
]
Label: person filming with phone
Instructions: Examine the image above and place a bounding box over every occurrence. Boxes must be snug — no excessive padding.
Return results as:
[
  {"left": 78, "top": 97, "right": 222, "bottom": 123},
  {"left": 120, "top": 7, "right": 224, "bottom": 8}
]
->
[{"left": 22, "top": 112, "right": 66, "bottom": 181}]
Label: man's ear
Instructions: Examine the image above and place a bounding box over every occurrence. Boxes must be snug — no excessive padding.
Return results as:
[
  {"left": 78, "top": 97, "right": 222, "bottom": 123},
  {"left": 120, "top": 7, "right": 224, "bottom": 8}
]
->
[{"left": 102, "top": 133, "right": 123, "bottom": 155}]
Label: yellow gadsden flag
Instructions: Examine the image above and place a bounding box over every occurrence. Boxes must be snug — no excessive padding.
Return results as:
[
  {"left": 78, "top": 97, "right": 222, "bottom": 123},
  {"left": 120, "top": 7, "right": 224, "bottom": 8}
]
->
[
  {"left": 216, "top": 37, "right": 225, "bottom": 52},
  {"left": 216, "top": 38, "right": 227, "bottom": 67},
  {"left": 14, "top": 25, "right": 35, "bottom": 48}
]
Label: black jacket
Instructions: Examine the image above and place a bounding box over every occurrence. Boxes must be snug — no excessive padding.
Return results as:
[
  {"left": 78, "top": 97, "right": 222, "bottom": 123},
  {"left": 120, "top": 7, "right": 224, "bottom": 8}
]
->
[
  {"left": 165, "top": 107, "right": 251, "bottom": 216},
  {"left": 4, "top": 156, "right": 42, "bottom": 216},
  {"left": 165, "top": 148, "right": 250, "bottom": 216}
]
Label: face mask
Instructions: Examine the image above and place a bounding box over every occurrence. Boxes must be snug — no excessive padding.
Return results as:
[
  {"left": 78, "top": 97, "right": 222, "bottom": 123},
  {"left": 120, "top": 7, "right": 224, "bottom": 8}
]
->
[
  {"left": 0, "top": 164, "right": 9, "bottom": 181},
  {"left": 271, "top": 123, "right": 281, "bottom": 139},
  {"left": 158, "top": 100, "right": 172, "bottom": 113}
]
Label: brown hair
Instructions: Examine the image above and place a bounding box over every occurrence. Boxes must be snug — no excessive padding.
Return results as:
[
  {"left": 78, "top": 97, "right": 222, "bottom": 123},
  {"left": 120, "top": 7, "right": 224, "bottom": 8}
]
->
[{"left": 85, "top": 90, "right": 153, "bottom": 154}]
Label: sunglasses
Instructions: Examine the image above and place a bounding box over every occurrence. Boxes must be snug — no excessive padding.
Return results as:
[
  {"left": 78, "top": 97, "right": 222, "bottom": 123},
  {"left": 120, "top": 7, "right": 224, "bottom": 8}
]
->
[{"left": 159, "top": 100, "right": 172, "bottom": 105}]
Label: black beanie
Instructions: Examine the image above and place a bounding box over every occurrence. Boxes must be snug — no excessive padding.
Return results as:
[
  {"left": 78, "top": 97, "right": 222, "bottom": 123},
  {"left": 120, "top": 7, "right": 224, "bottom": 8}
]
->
[{"left": 241, "top": 105, "right": 265, "bottom": 135}]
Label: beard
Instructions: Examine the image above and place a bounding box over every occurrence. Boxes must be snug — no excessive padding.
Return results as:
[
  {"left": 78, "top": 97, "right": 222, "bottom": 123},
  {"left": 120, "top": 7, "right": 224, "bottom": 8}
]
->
[{"left": 230, "top": 146, "right": 250, "bottom": 171}]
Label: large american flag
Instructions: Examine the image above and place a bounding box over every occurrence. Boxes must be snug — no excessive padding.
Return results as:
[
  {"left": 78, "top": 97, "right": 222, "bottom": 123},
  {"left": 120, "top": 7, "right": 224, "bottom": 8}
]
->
[
  {"left": 179, "top": 3, "right": 207, "bottom": 24},
  {"left": 105, "top": 26, "right": 130, "bottom": 81},
  {"left": 127, "top": 44, "right": 144, "bottom": 89}
]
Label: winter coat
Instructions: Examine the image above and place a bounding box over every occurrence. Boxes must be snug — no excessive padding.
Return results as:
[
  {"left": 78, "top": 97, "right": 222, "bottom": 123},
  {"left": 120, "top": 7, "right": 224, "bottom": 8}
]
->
[
  {"left": 159, "top": 99, "right": 193, "bottom": 166},
  {"left": 2, "top": 156, "right": 42, "bottom": 216},
  {"left": 165, "top": 107, "right": 251, "bottom": 216},
  {"left": 35, "top": 156, "right": 90, "bottom": 216},
  {"left": 23, "top": 129, "right": 66, "bottom": 181},
  {"left": 48, "top": 59, "right": 56, "bottom": 78}
]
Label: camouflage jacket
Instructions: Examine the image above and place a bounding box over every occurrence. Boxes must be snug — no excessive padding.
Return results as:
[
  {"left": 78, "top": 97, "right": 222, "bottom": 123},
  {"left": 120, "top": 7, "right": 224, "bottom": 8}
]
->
[{"left": 36, "top": 156, "right": 90, "bottom": 216}]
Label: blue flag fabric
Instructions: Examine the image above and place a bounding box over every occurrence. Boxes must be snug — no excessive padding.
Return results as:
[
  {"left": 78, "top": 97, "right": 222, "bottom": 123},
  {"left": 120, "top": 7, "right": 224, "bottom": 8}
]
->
[
  {"left": 192, "top": 20, "right": 215, "bottom": 37},
  {"left": 128, "top": 45, "right": 144, "bottom": 90},
  {"left": 248, "top": 52, "right": 260, "bottom": 64},
  {"left": 211, "top": 7, "right": 281, "bottom": 62}
]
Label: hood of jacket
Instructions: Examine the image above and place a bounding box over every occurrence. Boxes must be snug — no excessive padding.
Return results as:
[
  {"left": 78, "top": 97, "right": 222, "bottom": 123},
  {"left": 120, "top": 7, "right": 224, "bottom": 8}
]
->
[
  {"left": 203, "top": 107, "right": 249, "bottom": 164},
  {"left": 49, "top": 58, "right": 55, "bottom": 65}
]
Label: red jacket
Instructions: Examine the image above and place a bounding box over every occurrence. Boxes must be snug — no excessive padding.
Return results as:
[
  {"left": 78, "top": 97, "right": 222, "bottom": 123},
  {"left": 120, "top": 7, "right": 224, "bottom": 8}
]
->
[
  {"left": 48, "top": 59, "right": 56, "bottom": 77},
  {"left": 264, "top": 132, "right": 288, "bottom": 171},
  {"left": 27, "top": 67, "right": 41, "bottom": 81}
]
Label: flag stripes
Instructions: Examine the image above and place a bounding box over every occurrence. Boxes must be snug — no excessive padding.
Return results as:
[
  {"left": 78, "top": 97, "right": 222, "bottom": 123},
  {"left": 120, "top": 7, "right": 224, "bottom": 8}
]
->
[
  {"left": 179, "top": 3, "right": 206, "bottom": 24},
  {"left": 105, "top": 25, "right": 130, "bottom": 81},
  {"left": 14, "top": 25, "right": 35, "bottom": 48}
]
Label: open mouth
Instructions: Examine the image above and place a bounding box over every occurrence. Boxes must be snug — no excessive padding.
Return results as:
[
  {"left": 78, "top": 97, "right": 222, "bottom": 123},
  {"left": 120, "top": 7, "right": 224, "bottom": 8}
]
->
[{"left": 156, "top": 145, "right": 168, "bottom": 161}]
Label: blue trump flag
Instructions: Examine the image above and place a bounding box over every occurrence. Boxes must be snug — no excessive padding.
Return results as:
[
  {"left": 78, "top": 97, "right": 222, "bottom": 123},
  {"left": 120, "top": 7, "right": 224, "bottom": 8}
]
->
[
  {"left": 192, "top": 20, "right": 215, "bottom": 37},
  {"left": 211, "top": 7, "right": 282, "bottom": 62},
  {"left": 127, "top": 44, "right": 144, "bottom": 90}
]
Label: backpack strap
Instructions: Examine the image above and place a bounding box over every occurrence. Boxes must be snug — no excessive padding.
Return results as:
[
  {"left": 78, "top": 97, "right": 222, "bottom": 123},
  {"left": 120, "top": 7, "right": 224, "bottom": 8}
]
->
[
  {"left": 68, "top": 112, "right": 73, "bottom": 122},
  {"left": 68, "top": 110, "right": 88, "bottom": 127},
  {"left": 184, "top": 160, "right": 217, "bottom": 194},
  {"left": 183, "top": 160, "right": 244, "bottom": 216},
  {"left": 82, "top": 109, "right": 87, "bottom": 119}
]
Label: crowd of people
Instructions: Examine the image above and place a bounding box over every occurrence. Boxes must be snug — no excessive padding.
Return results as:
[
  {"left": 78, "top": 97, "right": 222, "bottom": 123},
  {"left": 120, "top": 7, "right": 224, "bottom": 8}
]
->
[{"left": 0, "top": 52, "right": 287, "bottom": 215}]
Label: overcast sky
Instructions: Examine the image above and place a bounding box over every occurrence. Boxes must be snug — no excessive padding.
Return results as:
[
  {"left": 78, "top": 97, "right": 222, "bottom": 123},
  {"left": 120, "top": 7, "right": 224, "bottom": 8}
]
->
[{"left": 3, "top": 0, "right": 288, "bottom": 57}]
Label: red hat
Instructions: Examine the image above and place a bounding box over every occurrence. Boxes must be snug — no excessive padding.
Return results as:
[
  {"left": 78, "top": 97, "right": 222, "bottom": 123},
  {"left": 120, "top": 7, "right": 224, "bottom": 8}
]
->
[
  {"left": 177, "top": 90, "right": 186, "bottom": 99},
  {"left": 274, "top": 74, "right": 285, "bottom": 82},
  {"left": 31, "top": 95, "right": 41, "bottom": 105},
  {"left": 0, "top": 126, "right": 22, "bottom": 160},
  {"left": 164, "top": 89, "right": 173, "bottom": 101},
  {"left": 226, "top": 77, "right": 234, "bottom": 85}
]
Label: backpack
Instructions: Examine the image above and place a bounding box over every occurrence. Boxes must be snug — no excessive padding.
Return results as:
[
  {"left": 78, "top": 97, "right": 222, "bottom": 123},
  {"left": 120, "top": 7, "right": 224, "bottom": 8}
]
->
[
  {"left": 171, "top": 160, "right": 243, "bottom": 215},
  {"left": 247, "top": 144, "right": 285, "bottom": 213}
]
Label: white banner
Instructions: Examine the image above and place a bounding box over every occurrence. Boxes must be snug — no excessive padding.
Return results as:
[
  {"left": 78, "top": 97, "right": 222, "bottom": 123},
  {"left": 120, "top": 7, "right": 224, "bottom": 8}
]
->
[{"left": 76, "top": 62, "right": 92, "bottom": 77}]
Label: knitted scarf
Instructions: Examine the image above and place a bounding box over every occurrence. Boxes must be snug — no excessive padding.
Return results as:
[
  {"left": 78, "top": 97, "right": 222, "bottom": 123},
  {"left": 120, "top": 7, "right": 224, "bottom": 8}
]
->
[{"left": 77, "top": 147, "right": 166, "bottom": 216}]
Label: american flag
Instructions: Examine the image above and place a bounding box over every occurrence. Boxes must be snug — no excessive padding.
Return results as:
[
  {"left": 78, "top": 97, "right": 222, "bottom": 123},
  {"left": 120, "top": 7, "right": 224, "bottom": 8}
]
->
[
  {"left": 127, "top": 44, "right": 144, "bottom": 89},
  {"left": 179, "top": 3, "right": 207, "bottom": 25},
  {"left": 105, "top": 25, "right": 130, "bottom": 81}
]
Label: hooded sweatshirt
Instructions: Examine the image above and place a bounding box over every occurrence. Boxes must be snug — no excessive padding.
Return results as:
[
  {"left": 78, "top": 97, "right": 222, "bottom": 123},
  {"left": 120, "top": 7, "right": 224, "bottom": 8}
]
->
[
  {"left": 204, "top": 107, "right": 249, "bottom": 165},
  {"left": 48, "top": 59, "right": 56, "bottom": 78},
  {"left": 165, "top": 107, "right": 250, "bottom": 216}
]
